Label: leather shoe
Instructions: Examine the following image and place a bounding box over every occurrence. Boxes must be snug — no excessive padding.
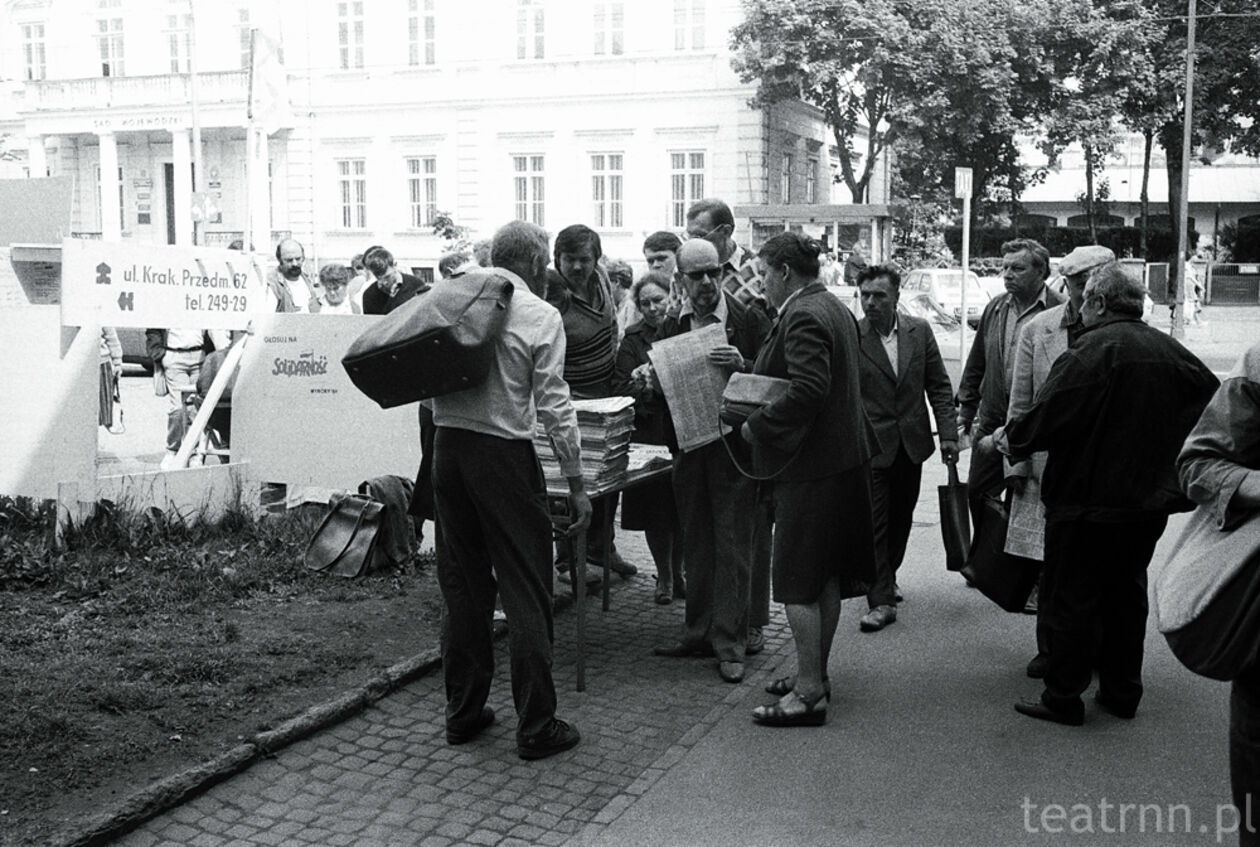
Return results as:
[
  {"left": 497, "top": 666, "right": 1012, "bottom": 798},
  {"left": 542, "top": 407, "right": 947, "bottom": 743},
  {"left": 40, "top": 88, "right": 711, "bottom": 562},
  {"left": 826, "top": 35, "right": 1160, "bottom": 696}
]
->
[
  {"left": 745, "top": 627, "right": 765, "bottom": 656},
  {"left": 1094, "top": 692, "right": 1137, "bottom": 719},
  {"left": 1026, "top": 654, "right": 1049, "bottom": 679},
  {"left": 719, "top": 661, "right": 745, "bottom": 683},
  {"left": 1023, "top": 585, "right": 1039, "bottom": 615},
  {"left": 1014, "top": 697, "right": 1083, "bottom": 726},
  {"left": 653, "top": 641, "right": 714, "bottom": 658},
  {"left": 446, "top": 707, "right": 495, "bottom": 745},
  {"left": 517, "top": 718, "right": 581, "bottom": 760},
  {"left": 606, "top": 551, "right": 637, "bottom": 577},
  {"left": 859, "top": 605, "right": 897, "bottom": 632}
]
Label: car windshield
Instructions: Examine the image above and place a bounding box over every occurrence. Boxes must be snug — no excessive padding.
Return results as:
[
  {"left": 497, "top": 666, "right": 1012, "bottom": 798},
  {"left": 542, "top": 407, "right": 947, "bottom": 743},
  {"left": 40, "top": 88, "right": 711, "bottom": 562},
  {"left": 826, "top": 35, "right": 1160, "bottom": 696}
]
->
[
  {"left": 935, "top": 271, "right": 984, "bottom": 294},
  {"left": 901, "top": 293, "right": 961, "bottom": 330}
]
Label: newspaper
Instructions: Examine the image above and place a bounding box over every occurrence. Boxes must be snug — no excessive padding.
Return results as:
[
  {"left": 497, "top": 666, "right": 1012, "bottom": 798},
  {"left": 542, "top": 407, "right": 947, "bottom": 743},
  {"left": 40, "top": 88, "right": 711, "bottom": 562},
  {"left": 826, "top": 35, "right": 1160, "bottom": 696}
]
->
[{"left": 647, "top": 322, "right": 730, "bottom": 453}]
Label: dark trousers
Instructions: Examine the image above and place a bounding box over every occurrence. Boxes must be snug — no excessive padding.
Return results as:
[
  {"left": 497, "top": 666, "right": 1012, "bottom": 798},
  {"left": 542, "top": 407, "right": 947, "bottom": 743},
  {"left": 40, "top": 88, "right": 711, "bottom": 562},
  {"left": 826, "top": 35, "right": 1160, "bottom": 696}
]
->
[
  {"left": 867, "top": 446, "right": 923, "bottom": 608},
  {"left": 1040, "top": 516, "right": 1167, "bottom": 715},
  {"left": 433, "top": 427, "right": 557, "bottom": 741},
  {"left": 966, "top": 427, "right": 1005, "bottom": 531},
  {"left": 673, "top": 440, "right": 754, "bottom": 662},
  {"left": 1233, "top": 666, "right": 1260, "bottom": 845},
  {"left": 750, "top": 491, "right": 772, "bottom": 629}
]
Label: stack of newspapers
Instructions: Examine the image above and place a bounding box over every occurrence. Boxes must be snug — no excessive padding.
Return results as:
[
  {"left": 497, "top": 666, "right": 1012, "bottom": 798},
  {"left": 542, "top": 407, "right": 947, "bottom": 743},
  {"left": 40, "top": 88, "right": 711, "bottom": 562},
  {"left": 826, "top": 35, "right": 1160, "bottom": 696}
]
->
[{"left": 535, "top": 396, "right": 636, "bottom": 489}]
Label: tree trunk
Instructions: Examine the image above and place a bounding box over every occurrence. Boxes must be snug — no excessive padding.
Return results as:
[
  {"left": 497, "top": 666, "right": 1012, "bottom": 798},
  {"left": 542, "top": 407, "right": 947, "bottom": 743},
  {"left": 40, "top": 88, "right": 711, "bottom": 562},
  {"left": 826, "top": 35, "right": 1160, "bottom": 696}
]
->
[
  {"left": 1139, "top": 129, "right": 1152, "bottom": 258},
  {"left": 1162, "top": 123, "right": 1184, "bottom": 305},
  {"left": 1084, "top": 143, "right": 1097, "bottom": 244}
]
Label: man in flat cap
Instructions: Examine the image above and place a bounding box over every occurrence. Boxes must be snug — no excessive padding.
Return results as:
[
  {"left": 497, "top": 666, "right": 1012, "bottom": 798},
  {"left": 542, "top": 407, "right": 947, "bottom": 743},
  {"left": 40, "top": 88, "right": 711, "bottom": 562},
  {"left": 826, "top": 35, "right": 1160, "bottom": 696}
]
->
[{"left": 989, "top": 244, "right": 1116, "bottom": 678}]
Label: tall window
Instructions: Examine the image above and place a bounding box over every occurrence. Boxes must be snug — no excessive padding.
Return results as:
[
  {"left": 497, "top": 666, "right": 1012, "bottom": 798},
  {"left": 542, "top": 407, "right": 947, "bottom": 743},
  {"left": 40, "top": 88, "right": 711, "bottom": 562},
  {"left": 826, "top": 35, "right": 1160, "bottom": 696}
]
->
[
  {"left": 166, "top": 13, "right": 192, "bottom": 73},
  {"left": 409, "top": 0, "right": 436, "bottom": 66},
  {"left": 590, "top": 153, "right": 623, "bottom": 228},
  {"left": 237, "top": 8, "right": 251, "bottom": 70},
  {"left": 96, "top": 5, "right": 125, "bottom": 77},
  {"left": 670, "top": 151, "right": 705, "bottom": 227},
  {"left": 516, "top": 0, "right": 544, "bottom": 60},
  {"left": 806, "top": 156, "right": 818, "bottom": 203},
  {"left": 780, "top": 153, "right": 792, "bottom": 204},
  {"left": 513, "top": 155, "right": 545, "bottom": 226},
  {"left": 95, "top": 166, "right": 125, "bottom": 232},
  {"left": 407, "top": 156, "right": 437, "bottom": 228},
  {"left": 593, "top": 2, "right": 623, "bottom": 56},
  {"left": 336, "top": 159, "right": 367, "bottom": 229},
  {"left": 338, "top": 1, "right": 365, "bottom": 70},
  {"left": 21, "top": 23, "right": 46, "bottom": 81},
  {"left": 673, "top": 0, "right": 704, "bottom": 51}
]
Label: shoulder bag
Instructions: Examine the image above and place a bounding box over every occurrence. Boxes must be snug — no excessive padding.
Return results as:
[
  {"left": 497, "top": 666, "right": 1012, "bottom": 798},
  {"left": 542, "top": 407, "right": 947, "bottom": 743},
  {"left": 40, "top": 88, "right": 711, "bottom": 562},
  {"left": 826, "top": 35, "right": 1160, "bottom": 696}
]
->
[
  {"left": 960, "top": 493, "right": 1041, "bottom": 612},
  {"left": 1153, "top": 505, "right": 1260, "bottom": 680},
  {"left": 304, "top": 493, "right": 385, "bottom": 578},
  {"left": 718, "top": 372, "right": 801, "bottom": 481}
]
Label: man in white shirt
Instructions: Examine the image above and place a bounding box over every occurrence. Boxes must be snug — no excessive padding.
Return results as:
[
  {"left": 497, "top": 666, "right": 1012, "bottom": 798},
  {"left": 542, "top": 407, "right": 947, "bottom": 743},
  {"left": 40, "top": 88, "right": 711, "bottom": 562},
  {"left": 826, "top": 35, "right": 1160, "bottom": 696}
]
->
[
  {"left": 267, "top": 238, "right": 314, "bottom": 313},
  {"left": 431, "top": 220, "right": 592, "bottom": 761}
]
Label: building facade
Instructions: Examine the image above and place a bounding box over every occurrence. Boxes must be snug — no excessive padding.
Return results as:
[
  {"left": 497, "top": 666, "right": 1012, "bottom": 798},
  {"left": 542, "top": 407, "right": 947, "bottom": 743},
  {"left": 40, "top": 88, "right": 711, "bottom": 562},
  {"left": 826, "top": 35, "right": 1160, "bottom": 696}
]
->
[{"left": 1, "top": 0, "right": 891, "bottom": 276}]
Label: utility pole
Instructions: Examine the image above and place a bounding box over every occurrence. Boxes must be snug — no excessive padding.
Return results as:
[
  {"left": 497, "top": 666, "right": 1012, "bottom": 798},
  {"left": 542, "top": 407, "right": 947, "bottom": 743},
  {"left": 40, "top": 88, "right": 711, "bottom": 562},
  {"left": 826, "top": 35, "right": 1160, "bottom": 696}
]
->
[
  {"left": 1172, "top": 0, "right": 1197, "bottom": 340},
  {"left": 188, "top": 0, "right": 204, "bottom": 246}
]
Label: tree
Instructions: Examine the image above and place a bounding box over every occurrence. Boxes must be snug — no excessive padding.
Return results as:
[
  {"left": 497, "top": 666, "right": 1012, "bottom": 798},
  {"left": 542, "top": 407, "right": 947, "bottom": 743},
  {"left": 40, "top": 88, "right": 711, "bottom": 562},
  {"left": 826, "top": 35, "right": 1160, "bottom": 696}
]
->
[{"left": 730, "top": 0, "right": 931, "bottom": 204}]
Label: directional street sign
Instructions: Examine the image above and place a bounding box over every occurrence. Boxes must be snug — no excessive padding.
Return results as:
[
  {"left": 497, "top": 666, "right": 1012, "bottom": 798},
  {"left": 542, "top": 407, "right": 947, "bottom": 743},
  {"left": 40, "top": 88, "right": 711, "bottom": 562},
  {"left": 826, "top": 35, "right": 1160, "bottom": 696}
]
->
[{"left": 955, "top": 167, "right": 973, "bottom": 199}]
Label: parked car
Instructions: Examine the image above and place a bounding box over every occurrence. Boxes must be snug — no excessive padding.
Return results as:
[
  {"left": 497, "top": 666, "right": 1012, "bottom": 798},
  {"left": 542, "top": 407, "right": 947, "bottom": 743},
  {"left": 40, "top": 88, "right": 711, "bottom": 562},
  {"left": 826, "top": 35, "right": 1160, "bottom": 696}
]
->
[
  {"left": 900, "top": 268, "right": 990, "bottom": 328},
  {"left": 116, "top": 327, "right": 153, "bottom": 374}
]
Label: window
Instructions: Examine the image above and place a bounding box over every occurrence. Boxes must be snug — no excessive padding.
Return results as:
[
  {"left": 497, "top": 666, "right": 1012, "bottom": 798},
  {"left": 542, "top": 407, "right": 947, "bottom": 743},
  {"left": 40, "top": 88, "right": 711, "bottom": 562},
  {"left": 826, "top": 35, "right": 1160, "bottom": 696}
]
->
[
  {"left": 166, "top": 13, "right": 192, "bottom": 73},
  {"left": 95, "top": 165, "right": 125, "bottom": 231},
  {"left": 673, "top": 0, "right": 704, "bottom": 51},
  {"left": 516, "top": 0, "right": 544, "bottom": 60},
  {"left": 513, "top": 155, "right": 545, "bottom": 226},
  {"left": 780, "top": 153, "right": 792, "bottom": 204},
  {"left": 237, "top": 8, "right": 251, "bottom": 70},
  {"left": 338, "top": 1, "right": 364, "bottom": 70},
  {"left": 21, "top": 23, "right": 46, "bottom": 81},
  {"left": 409, "top": 0, "right": 436, "bottom": 66},
  {"left": 593, "top": 2, "right": 623, "bottom": 56},
  {"left": 336, "top": 159, "right": 367, "bottom": 229},
  {"left": 96, "top": 8, "right": 125, "bottom": 77},
  {"left": 590, "top": 153, "right": 623, "bottom": 229},
  {"left": 669, "top": 151, "right": 705, "bottom": 227},
  {"left": 407, "top": 156, "right": 437, "bottom": 228},
  {"left": 806, "top": 156, "right": 818, "bottom": 203}
]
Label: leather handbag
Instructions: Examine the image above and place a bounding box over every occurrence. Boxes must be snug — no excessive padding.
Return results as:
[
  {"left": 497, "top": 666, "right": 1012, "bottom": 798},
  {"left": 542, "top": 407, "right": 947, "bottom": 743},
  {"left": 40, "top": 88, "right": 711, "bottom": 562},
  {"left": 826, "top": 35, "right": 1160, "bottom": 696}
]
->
[
  {"left": 342, "top": 269, "right": 514, "bottom": 408},
  {"left": 960, "top": 494, "right": 1041, "bottom": 612},
  {"left": 1153, "top": 505, "right": 1260, "bottom": 680},
  {"left": 304, "top": 493, "right": 385, "bottom": 578},
  {"left": 937, "top": 456, "right": 970, "bottom": 571},
  {"left": 719, "top": 373, "right": 791, "bottom": 427}
]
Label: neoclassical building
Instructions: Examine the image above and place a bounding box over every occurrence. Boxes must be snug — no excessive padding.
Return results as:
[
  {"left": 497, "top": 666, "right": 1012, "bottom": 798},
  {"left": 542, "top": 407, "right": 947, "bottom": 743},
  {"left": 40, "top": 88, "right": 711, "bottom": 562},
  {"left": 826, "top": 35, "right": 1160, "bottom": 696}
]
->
[{"left": 1, "top": 0, "right": 893, "bottom": 277}]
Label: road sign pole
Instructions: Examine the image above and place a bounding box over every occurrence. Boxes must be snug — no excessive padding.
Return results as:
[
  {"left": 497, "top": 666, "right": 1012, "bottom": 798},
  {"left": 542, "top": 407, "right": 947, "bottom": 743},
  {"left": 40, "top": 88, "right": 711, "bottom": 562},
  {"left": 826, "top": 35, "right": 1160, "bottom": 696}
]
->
[{"left": 956, "top": 167, "right": 973, "bottom": 366}]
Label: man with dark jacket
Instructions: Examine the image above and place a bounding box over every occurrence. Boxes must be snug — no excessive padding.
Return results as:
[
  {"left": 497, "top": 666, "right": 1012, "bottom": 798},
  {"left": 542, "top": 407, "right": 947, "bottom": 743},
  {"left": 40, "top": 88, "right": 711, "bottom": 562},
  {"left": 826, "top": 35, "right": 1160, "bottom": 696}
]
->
[
  {"left": 362, "top": 245, "right": 428, "bottom": 316},
  {"left": 855, "top": 265, "right": 958, "bottom": 632},
  {"left": 993, "top": 263, "right": 1219, "bottom": 725},
  {"left": 651, "top": 239, "right": 771, "bottom": 683}
]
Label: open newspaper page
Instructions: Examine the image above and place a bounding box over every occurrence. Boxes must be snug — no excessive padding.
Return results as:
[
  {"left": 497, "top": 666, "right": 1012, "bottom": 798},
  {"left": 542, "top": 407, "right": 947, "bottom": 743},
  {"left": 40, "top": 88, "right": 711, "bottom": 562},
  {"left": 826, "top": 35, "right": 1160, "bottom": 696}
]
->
[{"left": 646, "top": 322, "right": 730, "bottom": 453}]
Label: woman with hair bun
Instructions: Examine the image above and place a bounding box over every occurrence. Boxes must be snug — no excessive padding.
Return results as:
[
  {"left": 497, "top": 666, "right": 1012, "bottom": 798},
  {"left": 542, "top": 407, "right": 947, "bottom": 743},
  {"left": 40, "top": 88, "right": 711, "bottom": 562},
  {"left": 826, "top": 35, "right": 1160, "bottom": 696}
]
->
[{"left": 739, "top": 232, "right": 878, "bottom": 727}]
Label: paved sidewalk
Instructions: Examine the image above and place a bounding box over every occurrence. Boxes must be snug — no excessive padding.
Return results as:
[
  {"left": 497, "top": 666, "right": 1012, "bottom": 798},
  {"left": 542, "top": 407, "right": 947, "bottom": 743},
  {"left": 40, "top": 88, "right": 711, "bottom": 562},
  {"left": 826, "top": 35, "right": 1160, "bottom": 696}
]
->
[{"left": 97, "top": 460, "right": 1234, "bottom": 847}]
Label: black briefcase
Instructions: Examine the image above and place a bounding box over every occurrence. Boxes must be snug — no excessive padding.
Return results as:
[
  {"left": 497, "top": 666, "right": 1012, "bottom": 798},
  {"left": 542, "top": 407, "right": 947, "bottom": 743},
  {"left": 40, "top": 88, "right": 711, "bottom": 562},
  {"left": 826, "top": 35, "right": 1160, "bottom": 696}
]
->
[
  {"left": 342, "top": 270, "right": 514, "bottom": 407},
  {"left": 960, "top": 494, "right": 1040, "bottom": 612}
]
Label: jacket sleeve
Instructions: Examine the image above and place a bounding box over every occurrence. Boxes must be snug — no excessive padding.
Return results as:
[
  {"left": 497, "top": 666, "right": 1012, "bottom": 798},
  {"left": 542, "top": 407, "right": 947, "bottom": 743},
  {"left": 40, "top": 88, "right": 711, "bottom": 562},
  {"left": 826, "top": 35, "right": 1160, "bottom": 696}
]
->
[
  {"left": 920, "top": 324, "right": 958, "bottom": 443},
  {"left": 745, "top": 307, "right": 829, "bottom": 453},
  {"left": 1000, "top": 348, "right": 1097, "bottom": 459},
  {"left": 998, "top": 318, "right": 1038, "bottom": 475},
  {"left": 611, "top": 331, "right": 649, "bottom": 401},
  {"left": 1178, "top": 363, "right": 1260, "bottom": 530},
  {"left": 956, "top": 300, "right": 994, "bottom": 429}
]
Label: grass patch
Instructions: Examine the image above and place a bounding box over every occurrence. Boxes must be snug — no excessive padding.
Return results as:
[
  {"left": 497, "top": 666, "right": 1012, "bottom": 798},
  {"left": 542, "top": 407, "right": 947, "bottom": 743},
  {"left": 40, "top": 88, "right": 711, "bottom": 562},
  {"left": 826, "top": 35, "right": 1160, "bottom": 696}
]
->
[{"left": 0, "top": 495, "right": 443, "bottom": 846}]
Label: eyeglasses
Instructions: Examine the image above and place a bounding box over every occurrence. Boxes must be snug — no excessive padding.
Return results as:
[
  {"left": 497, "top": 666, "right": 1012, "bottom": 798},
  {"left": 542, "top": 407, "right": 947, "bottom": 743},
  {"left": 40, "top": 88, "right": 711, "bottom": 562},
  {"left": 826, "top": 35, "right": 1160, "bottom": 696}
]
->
[
  {"left": 684, "top": 223, "right": 725, "bottom": 242},
  {"left": 682, "top": 267, "right": 722, "bottom": 282}
]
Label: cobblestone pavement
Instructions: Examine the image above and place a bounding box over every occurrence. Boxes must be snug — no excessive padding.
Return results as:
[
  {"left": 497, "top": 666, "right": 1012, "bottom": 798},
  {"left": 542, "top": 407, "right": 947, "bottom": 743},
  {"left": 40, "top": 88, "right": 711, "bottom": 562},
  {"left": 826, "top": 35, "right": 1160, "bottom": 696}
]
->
[{"left": 112, "top": 529, "right": 794, "bottom": 847}]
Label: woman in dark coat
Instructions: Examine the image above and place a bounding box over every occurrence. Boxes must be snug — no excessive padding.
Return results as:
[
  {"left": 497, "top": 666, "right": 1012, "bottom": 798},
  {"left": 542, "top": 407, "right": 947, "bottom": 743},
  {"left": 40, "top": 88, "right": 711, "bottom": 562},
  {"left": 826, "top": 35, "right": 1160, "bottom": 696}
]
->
[{"left": 612, "top": 271, "right": 684, "bottom": 604}]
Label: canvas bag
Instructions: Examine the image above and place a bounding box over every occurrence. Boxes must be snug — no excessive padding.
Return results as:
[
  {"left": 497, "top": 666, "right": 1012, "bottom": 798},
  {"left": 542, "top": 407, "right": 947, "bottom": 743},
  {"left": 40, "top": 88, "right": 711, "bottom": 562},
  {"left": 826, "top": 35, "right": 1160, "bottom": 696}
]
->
[
  {"left": 342, "top": 269, "right": 514, "bottom": 408},
  {"left": 1152, "top": 505, "right": 1260, "bottom": 680},
  {"left": 960, "top": 494, "right": 1041, "bottom": 612},
  {"left": 937, "top": 456, "right": 969, "bottom": 571}
]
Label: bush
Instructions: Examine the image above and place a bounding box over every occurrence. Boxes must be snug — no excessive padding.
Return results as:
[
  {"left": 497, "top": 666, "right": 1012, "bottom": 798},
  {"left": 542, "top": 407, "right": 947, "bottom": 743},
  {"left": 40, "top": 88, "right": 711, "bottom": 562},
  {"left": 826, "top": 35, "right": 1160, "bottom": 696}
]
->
[{"left": 943, "top": 226, "right": 1195, "bottom": 263}]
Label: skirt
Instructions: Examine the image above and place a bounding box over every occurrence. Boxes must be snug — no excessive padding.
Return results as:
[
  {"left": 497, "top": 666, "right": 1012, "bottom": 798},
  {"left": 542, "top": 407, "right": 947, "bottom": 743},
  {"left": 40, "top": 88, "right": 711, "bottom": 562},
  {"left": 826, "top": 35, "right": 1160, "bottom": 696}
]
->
[{"left": 771, "top": 463, "right": 876, "bottom": 604}]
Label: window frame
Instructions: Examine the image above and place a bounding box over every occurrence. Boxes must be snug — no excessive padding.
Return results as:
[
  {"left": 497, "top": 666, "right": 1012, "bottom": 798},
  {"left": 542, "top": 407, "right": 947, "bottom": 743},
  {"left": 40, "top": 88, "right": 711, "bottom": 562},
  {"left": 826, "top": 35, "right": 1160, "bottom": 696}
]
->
[
  {"left": 21, "top": 22, "right": 46, "bottom": 81},
  {"left": 335, "top": 158, "right": 368, "bottom": 230},
  {"left": 593, "top": 1, "right": 623, "bottom": 57},
  {"left": 669, "top": 150, "right": 706, "bottom": 228},
  {"left": 512, "top": 154, "right": 545, "bottom": 227},
  {"left": 96, "top": 15, "right": 125, "bottom": 77},
  {"left": 337, "top": 0, "right": 365, "bottom": 70},
  {"left": 406, "top": 155, "right": 438, "bottom": 229},
  {"left": 590, "top": 152, "right": 624, "bottom": 229},
  {"left": 673, "top": 0, "right": 705, "bottom": 51},
  {"left": 516, "top": 0, "right": 545, "bottom": 60}
]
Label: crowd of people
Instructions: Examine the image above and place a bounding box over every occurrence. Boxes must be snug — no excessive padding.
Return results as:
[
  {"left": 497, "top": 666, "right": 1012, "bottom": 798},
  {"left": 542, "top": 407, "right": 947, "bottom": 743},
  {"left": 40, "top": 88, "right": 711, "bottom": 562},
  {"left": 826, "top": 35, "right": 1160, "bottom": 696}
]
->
[{"left": 131, "top": 199, "right": 1260, "bottom": 837}]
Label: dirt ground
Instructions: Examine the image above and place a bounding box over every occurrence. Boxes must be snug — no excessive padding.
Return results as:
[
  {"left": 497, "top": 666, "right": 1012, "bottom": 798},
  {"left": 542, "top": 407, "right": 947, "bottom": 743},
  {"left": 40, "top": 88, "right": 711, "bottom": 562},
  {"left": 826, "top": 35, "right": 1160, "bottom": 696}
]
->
[{"left": 1, "top": 571, "right": 445, "bottom": 847}]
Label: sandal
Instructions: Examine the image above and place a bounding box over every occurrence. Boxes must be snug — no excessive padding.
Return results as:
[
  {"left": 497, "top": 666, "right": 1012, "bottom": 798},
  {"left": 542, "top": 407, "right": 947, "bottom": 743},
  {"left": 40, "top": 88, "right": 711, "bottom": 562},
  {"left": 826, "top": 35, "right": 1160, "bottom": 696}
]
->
[
  {"left": 764, "top": 676, "right": 831, "bottom": 701},
  {"left": 752, "top": 690, "right": 827, "bottom": 727}
]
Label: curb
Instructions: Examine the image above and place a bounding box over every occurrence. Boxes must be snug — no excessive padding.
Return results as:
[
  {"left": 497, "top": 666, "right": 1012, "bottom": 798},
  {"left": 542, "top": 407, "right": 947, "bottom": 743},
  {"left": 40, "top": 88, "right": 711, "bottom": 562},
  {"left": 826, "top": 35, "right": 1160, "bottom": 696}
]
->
[{"left": 52, "top": 575, "right": 613, "bottom": 847}]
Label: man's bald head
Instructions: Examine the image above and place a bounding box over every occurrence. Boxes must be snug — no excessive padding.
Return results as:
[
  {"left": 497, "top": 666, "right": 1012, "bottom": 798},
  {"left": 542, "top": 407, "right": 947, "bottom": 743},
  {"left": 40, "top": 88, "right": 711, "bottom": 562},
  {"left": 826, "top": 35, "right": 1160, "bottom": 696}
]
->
[
  {"left": 675, "top": 240, "right": 723, "bottom": 317},
  {"left": 276, "top": 238, "right": 306, "bottom": 280}
]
